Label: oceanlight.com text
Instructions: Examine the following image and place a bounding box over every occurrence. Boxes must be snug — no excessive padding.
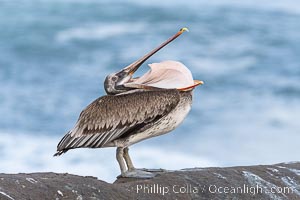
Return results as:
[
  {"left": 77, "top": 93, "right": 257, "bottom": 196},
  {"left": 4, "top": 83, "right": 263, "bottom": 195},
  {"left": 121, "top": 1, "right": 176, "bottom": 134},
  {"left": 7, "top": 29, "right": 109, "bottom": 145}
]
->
[{"left": 135, "top": 183, "right": 295, "bottom": 196}]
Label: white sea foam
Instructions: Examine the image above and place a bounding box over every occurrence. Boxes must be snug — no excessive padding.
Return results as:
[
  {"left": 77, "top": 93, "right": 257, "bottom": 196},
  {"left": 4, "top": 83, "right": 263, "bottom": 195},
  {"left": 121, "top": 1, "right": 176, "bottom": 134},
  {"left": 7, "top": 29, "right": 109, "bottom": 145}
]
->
[
  {"left": 189, "top": 89, "right": 300, "bottom": 167},
  {"left": 0, "top": 131, "right": 215, "bottom": 183},
  {"left": 56, "top": 23, "right": 145, "bottom": 42},
  {"left": 131, "top": 146, "right": 215, "bottom": 169},
  {"left": 189, "top": 56, "right": 256, "bottom": 76}
]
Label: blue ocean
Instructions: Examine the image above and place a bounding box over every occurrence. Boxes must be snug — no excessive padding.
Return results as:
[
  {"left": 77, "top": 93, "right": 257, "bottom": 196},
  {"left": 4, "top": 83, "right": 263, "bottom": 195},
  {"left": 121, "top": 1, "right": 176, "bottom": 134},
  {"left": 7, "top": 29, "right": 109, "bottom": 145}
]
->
[{"left": 0, "top": 0, "right": 299, "bottom": 182}]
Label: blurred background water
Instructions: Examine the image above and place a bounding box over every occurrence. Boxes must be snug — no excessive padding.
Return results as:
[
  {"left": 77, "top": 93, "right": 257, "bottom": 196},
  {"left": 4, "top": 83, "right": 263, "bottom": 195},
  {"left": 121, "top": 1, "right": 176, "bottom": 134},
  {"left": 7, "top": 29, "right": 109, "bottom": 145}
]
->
[{"left": 0, "top": 0, "right": 299, "bottom": 182}]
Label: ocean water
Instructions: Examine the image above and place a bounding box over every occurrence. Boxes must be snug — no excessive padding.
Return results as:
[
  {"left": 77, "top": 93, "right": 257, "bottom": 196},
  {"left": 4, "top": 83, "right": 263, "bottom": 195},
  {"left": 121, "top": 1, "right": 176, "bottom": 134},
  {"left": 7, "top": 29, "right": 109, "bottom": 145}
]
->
[{"left": 0, "top": 0, "right": 300, "bottom": 182}]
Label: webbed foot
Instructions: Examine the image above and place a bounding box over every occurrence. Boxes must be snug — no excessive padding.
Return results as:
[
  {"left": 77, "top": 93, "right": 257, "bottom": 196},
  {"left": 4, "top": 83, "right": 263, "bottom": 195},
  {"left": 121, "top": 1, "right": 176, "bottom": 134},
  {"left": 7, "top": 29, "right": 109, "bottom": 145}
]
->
[
  {"left": 136, "top": 168, "right": 167, "bottom": 173},
  {"left": 120, "top": 169, "right": 156, "bottom": 178}
]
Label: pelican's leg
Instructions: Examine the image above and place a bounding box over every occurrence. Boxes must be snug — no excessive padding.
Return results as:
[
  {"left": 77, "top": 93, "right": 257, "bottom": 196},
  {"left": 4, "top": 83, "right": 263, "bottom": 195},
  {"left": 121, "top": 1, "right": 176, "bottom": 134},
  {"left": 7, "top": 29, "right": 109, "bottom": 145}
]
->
[
  {"left": 123, "top": 147, "right": 135, "bottom": 170},
  {"left": 119, "top": 147, "right": 155, "bottom": 179},
  {"left": 116, "top": 147, "right": 127, "bottom": 175},
  {"left": 123, "top": 147, "right": 165, "bottom": 173}
]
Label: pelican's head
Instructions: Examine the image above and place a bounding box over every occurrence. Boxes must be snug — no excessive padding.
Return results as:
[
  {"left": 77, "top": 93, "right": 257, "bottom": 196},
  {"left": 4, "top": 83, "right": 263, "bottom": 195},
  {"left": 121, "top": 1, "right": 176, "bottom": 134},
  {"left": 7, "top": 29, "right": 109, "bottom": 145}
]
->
[
  {"left": 104, "top": 28, "right": 203, "bottom": 95},
  {"left": 104, "top": 70, "right": 132, "bottom": 95}
]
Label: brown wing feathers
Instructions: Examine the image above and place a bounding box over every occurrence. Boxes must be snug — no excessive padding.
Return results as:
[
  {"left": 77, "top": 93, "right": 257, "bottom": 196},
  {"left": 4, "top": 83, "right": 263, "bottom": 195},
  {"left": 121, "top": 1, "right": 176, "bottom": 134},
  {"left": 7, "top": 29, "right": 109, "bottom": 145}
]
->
[{"left": 54, "top": 89, "right": 180, "bottom": 156}]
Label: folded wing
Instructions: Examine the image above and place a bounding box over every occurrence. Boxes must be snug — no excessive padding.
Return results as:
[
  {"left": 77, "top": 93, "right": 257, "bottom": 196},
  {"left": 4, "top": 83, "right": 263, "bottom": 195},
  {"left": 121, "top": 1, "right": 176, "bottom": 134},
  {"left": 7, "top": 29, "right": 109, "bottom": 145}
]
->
[{"left": 54, "top": 89, "right": 180, "bottom": 156}]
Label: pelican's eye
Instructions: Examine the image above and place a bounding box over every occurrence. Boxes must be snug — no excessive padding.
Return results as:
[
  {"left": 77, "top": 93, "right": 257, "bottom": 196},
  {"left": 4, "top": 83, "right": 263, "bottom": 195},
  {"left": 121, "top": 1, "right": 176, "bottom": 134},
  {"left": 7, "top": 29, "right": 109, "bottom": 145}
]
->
[{"left": 111, "top": 76, "right": 117, "bottom": 82}]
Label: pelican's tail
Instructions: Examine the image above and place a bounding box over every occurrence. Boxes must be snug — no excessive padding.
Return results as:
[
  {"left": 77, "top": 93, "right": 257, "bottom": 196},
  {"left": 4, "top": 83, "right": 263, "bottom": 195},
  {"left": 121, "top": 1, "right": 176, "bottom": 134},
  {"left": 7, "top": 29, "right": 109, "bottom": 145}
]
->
[{"left": 53, "top": 149, "right": 68, "bottom": 156}]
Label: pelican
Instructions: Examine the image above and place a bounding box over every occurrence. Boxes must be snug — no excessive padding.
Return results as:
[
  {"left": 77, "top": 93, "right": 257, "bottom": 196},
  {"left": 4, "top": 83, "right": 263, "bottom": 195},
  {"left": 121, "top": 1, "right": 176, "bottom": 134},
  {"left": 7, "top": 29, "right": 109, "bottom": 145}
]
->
[{"left": 54, "top": 28, "right": 203, "bottom": 178}]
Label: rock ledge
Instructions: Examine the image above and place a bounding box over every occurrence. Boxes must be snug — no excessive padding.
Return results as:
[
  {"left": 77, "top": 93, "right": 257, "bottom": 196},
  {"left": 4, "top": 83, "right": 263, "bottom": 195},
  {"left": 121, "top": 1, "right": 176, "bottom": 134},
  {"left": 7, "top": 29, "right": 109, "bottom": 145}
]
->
[{"left": 1, "top": 162, "right": 300, "bottom": 199}]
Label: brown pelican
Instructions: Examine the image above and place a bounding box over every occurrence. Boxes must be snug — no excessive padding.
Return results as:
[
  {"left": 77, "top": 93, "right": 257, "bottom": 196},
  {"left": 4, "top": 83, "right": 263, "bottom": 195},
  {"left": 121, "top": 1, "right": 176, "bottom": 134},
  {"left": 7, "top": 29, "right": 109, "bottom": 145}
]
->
[{"left": 54, "top": 28, "right": 203, "bottom": 178}]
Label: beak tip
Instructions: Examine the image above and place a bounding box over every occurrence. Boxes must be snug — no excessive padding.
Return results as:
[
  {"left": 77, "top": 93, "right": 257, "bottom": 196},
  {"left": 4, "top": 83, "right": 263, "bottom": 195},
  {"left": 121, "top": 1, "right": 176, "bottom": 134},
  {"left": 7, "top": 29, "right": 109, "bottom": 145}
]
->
[
  {"left": 180, "top": 27, "right": 189, "bottom": 33},
  {"left": 195, "top": 80, "right": 204, "bottom": 85}
]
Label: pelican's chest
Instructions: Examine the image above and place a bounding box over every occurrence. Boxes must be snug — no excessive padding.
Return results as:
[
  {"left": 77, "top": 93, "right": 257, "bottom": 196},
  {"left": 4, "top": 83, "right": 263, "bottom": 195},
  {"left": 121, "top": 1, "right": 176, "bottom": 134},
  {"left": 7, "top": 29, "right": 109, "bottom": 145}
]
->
[
  {"left": 121, "top": 91, "right": 193, "bottom": 146},
  {"left": 156, "top": 91, "right": 193, "bottom": 133}
]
